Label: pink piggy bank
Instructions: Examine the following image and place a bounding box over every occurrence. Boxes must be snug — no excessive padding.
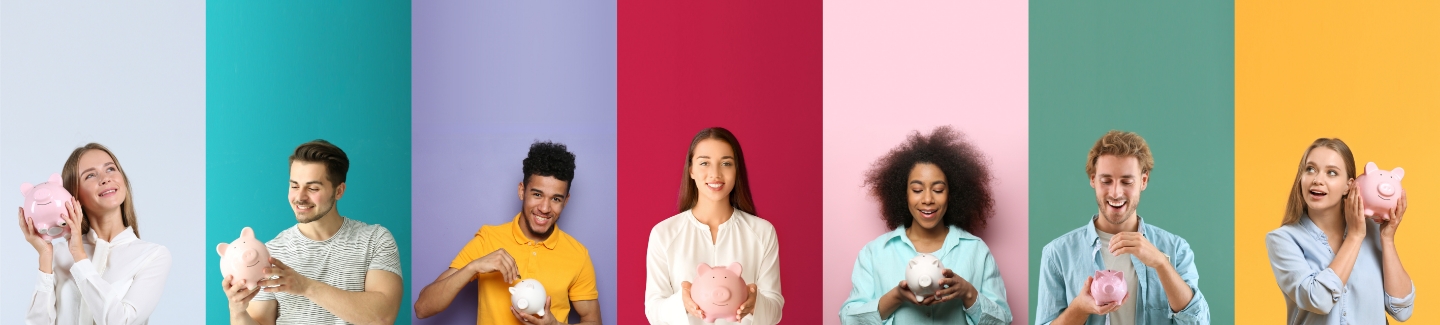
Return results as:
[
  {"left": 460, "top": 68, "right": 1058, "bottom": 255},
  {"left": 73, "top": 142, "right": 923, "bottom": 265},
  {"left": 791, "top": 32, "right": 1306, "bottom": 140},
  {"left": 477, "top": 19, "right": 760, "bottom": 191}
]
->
[
  {"left": 1356, "top": 162, "right": 1405, "bottom": 222},
  {"left": 1090, "top": 270, "right": 1127, "bottom": 305},
  {"left": 690, "top": 262, "right": 748, "bottom": 323},
  {"left": 20, "top": 174, "right": 73, "bottom": 241},
  {"left": 217, "top": 227, "right": 271, "bottom": 290}
]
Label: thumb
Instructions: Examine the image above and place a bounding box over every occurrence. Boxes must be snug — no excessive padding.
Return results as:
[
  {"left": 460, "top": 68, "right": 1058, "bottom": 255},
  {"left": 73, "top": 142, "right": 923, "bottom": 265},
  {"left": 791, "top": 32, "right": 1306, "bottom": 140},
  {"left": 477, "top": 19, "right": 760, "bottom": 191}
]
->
[{"left": 1080, "top": 276, "right": 1094, "bottom": 293}]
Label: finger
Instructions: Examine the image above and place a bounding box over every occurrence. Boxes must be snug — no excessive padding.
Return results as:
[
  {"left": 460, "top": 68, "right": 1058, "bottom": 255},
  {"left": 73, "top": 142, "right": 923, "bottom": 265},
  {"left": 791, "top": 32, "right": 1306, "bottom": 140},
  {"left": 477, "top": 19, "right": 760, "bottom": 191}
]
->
[
  {"left": 269, "top": 257, "right": 287, "bottom": 270},
  {"left": 1080, "top": 276, "right": 1094, "bottom": 293}
]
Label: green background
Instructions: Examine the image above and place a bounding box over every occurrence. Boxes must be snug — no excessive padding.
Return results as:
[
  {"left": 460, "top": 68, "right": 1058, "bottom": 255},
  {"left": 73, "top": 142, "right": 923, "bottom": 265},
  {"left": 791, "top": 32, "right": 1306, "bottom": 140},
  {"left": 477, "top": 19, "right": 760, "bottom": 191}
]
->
[
  {"left": 205, "top": 1, "right": 412, "bottom": 324},
  {"left": 1029, "top": 1, "right": 1234, "bottom": 323}
]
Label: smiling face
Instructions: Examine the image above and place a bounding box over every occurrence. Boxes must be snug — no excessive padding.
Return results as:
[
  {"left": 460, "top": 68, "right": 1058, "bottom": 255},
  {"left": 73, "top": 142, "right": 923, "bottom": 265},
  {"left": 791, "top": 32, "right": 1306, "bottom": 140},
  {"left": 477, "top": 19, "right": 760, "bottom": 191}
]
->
[
  {"left": 1090, "top": 155, "right": 1147, "bottom": 226},
  {"left": 907, "top": 163, "right": 948, "bottom": 230},
  {"left": 74, "top": 149, "right": 128, "bottom": 214},
  {"left": 517, "top": 175, "right": 568, "bottom": 240},
  {"left": 289, "top": 161, "right": 344, "bottom": 224},
  {"left": 1300, "top": 147, "right": 1351, "bottom": 213},
  {"left": 689, "top": 139, "right": 737, "bottom": 205}
]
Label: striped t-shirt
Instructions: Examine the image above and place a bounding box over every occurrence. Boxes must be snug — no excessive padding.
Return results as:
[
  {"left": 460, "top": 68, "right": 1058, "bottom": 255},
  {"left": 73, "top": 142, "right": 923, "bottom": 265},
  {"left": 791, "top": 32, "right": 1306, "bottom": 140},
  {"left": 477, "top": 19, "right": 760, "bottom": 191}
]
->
[{"left": 254, "top": 217, "right": 402, "bottom": 325}]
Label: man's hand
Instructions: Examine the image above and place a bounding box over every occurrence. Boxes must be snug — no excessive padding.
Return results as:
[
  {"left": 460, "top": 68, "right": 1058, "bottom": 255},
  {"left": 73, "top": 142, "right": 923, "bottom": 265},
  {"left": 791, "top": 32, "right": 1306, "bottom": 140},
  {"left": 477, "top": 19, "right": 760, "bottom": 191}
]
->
[
  {"left": 222, "top": 275, "right": 261, "bottom": 315},
  {"left": 1109, "top": 232, "right": 1168, "bottom": 268},
  {"left": 466, "top": 248, "right": 519, "bottom": 284},
  {"left": 510, "top": 296, "right": 558, "bottom": 325},
  {"left": 1069, "top": 276, "right": 1125, "bottom": 316},
  {"left": 258, "top": 257, "right": 316, "bottom": 296}
]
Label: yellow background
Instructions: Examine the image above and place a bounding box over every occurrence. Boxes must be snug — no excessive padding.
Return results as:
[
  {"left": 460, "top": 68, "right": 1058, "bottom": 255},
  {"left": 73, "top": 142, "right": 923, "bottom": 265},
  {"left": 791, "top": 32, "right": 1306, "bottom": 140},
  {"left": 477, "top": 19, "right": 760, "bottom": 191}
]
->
[{"left": 1237, "top": 2, "right": 1440, "bottom": 323}]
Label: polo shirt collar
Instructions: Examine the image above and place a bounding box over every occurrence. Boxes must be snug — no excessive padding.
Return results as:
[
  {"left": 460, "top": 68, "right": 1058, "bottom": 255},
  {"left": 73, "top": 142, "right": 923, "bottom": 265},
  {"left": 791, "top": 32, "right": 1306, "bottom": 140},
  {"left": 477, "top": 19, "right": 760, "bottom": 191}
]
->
[{"left": 510, "top": 213, "right": 561, "bottom": 249}]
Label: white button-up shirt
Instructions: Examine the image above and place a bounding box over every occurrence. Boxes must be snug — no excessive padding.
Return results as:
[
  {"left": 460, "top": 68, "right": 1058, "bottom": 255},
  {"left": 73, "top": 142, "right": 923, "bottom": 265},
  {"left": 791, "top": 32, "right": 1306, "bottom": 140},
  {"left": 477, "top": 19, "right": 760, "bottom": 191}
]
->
[
  {"left": 27, "top": 227, "right": 171, "bottom": 325},
  {"left": 645, "top": 209, "right": 784, "bottom": 325}
]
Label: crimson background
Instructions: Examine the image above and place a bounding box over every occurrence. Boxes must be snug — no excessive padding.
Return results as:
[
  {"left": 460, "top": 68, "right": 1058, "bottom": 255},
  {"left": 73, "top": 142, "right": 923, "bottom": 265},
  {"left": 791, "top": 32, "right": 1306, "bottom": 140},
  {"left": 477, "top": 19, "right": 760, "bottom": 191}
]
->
[{"left": 617, "top": 0, "right": 822, "bottom": 323}]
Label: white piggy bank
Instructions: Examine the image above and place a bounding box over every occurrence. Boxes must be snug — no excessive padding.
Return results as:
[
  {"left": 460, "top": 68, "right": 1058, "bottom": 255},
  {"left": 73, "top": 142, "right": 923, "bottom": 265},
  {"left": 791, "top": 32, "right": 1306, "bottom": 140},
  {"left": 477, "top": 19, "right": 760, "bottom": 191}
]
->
[
  {"left": 905, "top": 253, "right": 946, "bottom": 300},
  {"left": 509, "top": 279, "right": 548, "bottom": 317}
]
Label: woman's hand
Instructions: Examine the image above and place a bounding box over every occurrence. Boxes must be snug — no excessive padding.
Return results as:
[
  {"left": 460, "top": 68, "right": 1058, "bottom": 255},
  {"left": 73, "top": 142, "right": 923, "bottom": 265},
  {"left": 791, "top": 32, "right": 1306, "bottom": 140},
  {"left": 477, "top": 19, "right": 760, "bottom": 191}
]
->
[
  {"left": 890, "top": 280, "right": 933, "bottom": 306},
  {"left": 64, "top": 198, "right": 88, "bottom": 261},
  {"left": 1343, "top": 186, "right": 1368, "bottom": 240},
  {"left": 681, "top": 281, "right": 706, "bottom": 319},
  {"left": 927, "top": 269, "right": 978, "bottom": 307},
  {"left": 735, "top": 283, "right": 758, "bottom": 320},
  {"left": 1380, "top": 191, "right": 1406, "bottom": 240},
  {"left": 19, "top": 207, "right": 55, "bottom": 273}
]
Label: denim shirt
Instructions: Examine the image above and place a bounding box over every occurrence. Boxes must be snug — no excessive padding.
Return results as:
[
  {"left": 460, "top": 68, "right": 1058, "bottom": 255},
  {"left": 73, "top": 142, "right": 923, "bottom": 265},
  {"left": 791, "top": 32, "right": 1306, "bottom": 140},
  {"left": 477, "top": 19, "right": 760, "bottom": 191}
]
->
[
  {"left": 839, "top": 225, "right": 1013, "bottom": 325},
  {"left": 1035, "top": 216, "right": 1209, "bottom": 325},
  {"left": 1265, "top": 215, "right": 1415, "bottom": 325}
]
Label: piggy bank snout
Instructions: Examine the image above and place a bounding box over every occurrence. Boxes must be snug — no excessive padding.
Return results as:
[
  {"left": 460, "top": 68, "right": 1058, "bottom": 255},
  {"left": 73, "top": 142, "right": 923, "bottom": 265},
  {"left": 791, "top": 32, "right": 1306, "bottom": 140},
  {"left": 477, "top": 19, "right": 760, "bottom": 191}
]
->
[
  {"left": 241, "top": 249, "right": 260, "bottom": 266},
  {"left": 33, "top": 188, "right": 52, "bottom": 201},
  {"left": 710, "top": 287, "right": 731, "bottom": 301},
  {"left": 1378, "top": 183, "right": 1396, "bottom": 197},
  {"left": 1102, "top": 284, "right": 1115, "bottom": 294},
  {"left": 917, "top": 276, "right": 932, "bottom": 287}
]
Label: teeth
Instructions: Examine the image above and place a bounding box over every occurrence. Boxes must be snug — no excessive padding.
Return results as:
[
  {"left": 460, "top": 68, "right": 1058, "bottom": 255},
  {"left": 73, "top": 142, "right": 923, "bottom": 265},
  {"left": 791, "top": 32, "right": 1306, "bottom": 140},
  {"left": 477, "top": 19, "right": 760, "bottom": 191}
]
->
[{"left": 707, "top": 183, "right": 721, "bottom": 189}]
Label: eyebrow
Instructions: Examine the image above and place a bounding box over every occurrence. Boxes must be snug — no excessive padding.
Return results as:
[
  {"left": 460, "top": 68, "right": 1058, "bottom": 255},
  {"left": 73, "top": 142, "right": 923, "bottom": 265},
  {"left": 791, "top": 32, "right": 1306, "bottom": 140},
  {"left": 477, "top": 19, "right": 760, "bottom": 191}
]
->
[
  {"left": 910, "top": 180, "right": 947, "bottom": 185},
  {"left": 694, "top": 155, "right": 735, "bottom": 159},
  {"left": 530, "top": 188, "right": 566, "bottom": 199},
  {"left": 1098, "top": 173, "right": 1136, "bottom": 178},
  {"left": 79, "top": 162, "right": 117, "bottom": 176},
  {"left": 290, "top": 180, "right": 326, "bottom": 186}
]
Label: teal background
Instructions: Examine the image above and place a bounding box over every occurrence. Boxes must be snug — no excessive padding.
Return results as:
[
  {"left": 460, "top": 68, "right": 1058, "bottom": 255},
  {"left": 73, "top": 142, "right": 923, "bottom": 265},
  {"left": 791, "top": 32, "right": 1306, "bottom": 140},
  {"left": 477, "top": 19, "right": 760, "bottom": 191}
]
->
[
  {"left": 1029, "top": 1, "right": 1234, "bottom": 323},
  {"left": 205, "top": 1, "right": 411, "bottom": 324}
]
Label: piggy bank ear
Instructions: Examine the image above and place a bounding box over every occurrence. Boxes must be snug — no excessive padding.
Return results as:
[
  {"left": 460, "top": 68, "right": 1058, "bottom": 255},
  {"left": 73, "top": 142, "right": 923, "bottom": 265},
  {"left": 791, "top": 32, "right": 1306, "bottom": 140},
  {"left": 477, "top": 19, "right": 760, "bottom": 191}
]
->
[
  {"left": 48, "top": 173, "right": 62, "bottom": 184},
  {"left": 217, "top": 243, "right": 229, "bottom": 256},
  {"left": 1366, "top": 162, "right": 1379, "bottom": 175},
  {"left": 908, "top": 259, "right": 917, "bottom": 268},
  {"left": 930, "top": 260, "right": 940, "bottom": 268},
  {"left": 21, "top": 182, "right": 34, "bottom": 195},
  {"left": 1392, "top": 167, "right": 1405, "bottom": 180},
  {"left": 509, "top": 287, "right": 517, "bottom": 294},
  {"left": 697, "top": 263, "right": 712, "bottom": 275},
  {"left": 727, "top": 262, "right": 743, "bottom": 275},
  {"left": 241, "top": 227, "right": 254, "bottom": 239}
]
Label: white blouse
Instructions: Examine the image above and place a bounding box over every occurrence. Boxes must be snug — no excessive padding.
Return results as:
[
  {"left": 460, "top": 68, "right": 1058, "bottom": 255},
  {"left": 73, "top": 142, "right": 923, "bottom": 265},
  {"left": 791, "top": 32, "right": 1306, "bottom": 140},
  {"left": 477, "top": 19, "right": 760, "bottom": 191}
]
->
[
  {"left": 644, "top": 209, "right": 784, "bottom": 325},
  {"left": 27, "top": 227, "right": 171, "bottom": 325}
]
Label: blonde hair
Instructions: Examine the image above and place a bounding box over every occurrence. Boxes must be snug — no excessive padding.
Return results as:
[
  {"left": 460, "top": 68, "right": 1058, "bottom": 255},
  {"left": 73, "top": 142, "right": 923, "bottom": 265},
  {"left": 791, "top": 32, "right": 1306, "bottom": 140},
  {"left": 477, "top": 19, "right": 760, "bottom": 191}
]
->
[
  {"left": 1282, "top": 138, "right": 1355, "bottom": 226},
  {"left": 61, "top": 143, "right": 140, "bottom": 238},
  {"left": 1086, "top": 130, "right": 1154, "bottom": 179}
]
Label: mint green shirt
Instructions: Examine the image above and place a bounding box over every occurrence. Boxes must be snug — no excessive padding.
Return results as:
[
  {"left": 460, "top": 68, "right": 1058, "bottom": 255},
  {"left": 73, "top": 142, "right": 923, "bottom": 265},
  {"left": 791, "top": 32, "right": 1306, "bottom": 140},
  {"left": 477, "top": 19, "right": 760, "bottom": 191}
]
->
[{"left": 839, "top": 225, "right": 1012, "bottom": 325}]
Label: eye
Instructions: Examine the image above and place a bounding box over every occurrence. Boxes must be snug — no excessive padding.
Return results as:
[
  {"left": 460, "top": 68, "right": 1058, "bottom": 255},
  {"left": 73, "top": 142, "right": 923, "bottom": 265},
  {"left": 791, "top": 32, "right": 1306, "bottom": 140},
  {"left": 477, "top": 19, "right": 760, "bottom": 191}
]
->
[
  {"left": 84, "top": 173, "right": 95, "bottom": 180},
  {"left": 1327, "top": 170, "right": 1337, "bottom": 176},
  {"left": 107, "top": 167, "right": 116, "bottom": 172},
  {"left": 699, "top": 161, "right": 708, "bottom": 167},
  {"left": 1305, "top": 166, "right": 1315, "bottom": 174},
  {"left": 722, "top": 161, "right": 733, "bottom": 167}
]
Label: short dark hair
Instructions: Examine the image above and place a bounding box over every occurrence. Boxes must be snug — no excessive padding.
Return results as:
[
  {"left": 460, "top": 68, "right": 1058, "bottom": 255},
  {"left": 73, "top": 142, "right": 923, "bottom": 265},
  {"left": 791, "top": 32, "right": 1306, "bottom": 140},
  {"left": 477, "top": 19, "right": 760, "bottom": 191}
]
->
[
  {"left": 864, "top": 126, "right": 994, "bottom": 232},
  {"left": 522, "top": 141, "right": 576, "bottom": 190},
  {"left": 289, "top": 139, "right": 349, "bottom": 187}
]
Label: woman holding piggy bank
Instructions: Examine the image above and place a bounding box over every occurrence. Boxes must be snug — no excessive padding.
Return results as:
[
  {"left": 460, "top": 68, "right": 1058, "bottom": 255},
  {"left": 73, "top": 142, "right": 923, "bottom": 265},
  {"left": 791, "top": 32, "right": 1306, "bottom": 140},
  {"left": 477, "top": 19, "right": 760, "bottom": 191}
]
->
[
  {"left": 18, "top": 143, "right": 172, "bottom": 325},
  {"left": 1265, "top": 138, "right": 1415, "bottom": 324},
  {"left": 839, "top": 126, "right": 1012, "bottom": 325},
  {"left": 644, "top": 127, "right": 784, "bottom": 325}
]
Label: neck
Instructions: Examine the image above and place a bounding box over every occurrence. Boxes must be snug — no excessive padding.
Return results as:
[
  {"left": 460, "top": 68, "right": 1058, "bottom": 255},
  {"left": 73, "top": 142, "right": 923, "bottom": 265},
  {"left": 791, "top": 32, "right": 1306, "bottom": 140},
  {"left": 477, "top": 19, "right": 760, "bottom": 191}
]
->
[
  {"left": 692, "top": 198, "right": 734, "bottom": 226},
  {"left": 1094, "top": 212, "right": 1140, "bottom": 234},
  {"left": 906, "top": 222, "right": 949, "bottom": 243},
  {"left": 89, "top": 208, "right": 127, "bottom": 242},
  {"left": 1308, "top": 205, "right": 1345, "bottom": 233},
  {"left": 298, "top": 211, "right": 345, "bottom": 241}
]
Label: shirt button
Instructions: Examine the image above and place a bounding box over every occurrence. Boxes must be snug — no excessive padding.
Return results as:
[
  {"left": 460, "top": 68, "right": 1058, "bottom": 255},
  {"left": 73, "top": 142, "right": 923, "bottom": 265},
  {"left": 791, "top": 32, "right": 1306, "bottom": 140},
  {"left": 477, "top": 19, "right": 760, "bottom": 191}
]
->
[{"left": 533, "top": 252, "right": 537, "bottom": 256}]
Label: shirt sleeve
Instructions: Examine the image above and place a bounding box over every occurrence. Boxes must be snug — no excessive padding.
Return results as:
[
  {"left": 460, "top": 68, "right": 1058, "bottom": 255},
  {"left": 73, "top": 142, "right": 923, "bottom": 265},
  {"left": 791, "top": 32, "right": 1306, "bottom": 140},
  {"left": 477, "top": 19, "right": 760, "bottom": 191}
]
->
[
  {"left": 367, "top": 226, "right": 403, "bottom": 277},
  {"left": 838, "top": 244, "right": 885, "bottom": 325},
  {"left": 962, "top": 244, "right": 1013, "bottom": 325},
  {"left": 448, "top": 228, "right": 494, "bottom": 281},
  {"left": 1267, "top": 231, "right": 1342, "bottom": 315},
  {"left": 27, "top": 270, "right": 58, "bottom": 325},
  {"left": 1033, "top": 243, "right": 1069, "bottom": 325},
  {"left": 1385, "top": 283, "right": 1415, "bottom": 321},
  {"left": 71, "top": 247, "right": 172, "bottom": 325},
  {"left": 745, "top": 223, "right": 784, "bottom": 325},
  {"left": 569, "top": 252, "right": 600, "bottom": 301},
  {"left": 643, "top": 223, "right": 688, "bottom": 325},
  {"left": 1166, "top": 237, "right": 1209, "bottom": 325}
]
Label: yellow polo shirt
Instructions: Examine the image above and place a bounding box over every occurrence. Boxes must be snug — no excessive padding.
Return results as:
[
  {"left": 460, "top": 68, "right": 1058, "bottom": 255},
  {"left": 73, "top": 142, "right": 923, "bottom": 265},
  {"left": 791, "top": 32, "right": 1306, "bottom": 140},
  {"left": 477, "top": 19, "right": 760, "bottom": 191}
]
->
[{"left": 449, "top": 213, "right": 598, "bottom": 325}]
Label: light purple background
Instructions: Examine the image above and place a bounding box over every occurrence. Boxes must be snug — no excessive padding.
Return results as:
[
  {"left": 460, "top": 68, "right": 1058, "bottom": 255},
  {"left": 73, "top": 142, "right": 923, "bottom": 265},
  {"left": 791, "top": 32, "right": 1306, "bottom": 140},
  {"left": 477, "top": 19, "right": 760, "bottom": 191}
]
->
[{"left": 410, "top": 1, "right": 617, "bottom": 324}]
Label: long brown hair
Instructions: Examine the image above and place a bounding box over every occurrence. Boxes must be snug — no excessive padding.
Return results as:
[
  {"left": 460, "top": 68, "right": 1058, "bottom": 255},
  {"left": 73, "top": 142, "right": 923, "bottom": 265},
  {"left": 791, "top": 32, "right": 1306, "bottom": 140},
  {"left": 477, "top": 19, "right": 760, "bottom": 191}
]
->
[
  {"left": 678, "top": 127, "right": 758, "bottom": 216},
  {"left": 1282, "top": 138, "right": 1355, "bottom": 226},
  {"left": 61, "top": 143, "right": 140, "bottom": 238}
]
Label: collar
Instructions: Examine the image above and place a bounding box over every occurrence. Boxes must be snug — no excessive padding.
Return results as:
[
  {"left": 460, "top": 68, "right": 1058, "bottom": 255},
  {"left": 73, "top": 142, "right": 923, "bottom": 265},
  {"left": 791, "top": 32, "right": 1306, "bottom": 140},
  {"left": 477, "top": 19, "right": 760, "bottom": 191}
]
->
[
  {"left": 85, "top": 226, "right": 138, "bottom": 247},
  {"left": 1297, "top": 213, "right": 1328, "bottom": 242},
  {"left": 1085, "top": 214, "right": 1148, "bottom": 247},
  {"left": 509, "top": 213, "right": 561, "bottom": 249},
  {"left": 686, "top": 208, "right": 740, "bottom": 230},
  {"left": 883, "top": 224, "right": 977, "bottom": 254}
]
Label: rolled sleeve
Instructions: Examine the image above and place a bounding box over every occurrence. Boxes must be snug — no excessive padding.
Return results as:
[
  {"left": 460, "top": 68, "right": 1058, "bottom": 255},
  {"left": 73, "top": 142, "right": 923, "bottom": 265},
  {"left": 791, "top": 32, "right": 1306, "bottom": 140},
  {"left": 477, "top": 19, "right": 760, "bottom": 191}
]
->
[
  {"left": 1167, "top": 238, "right": 1209, "bottom": 325},
  {"left": 1169, "top": 284, "right": 1208, "bottom": 324},
  {"left": 1267, "top": 231, "right": 1342, "bottom": 315},
  {"left": 839, "top": 245, "right": 884, "bottom": 325},
  {"left": 1034, "top": 244, "right": 1069, "bottom": 325},
  {"left": 1385, "top": 283, "right": 1415, "bottom": 321},
  {"left": 962, "top": 248, "right": 1012, "bottom": 325}
]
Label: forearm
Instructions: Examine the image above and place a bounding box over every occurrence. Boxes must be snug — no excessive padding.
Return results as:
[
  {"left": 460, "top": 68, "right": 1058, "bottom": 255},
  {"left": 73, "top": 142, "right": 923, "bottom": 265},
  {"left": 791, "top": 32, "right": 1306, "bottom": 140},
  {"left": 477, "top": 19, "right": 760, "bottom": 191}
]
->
[
  {"left": 38, "top": 250, "right": 53, "bottom": 274},
  {"left": 230, "top": 309, "right": 261, "bottom": 325},
  {"left": 415, "top": 268, "right": 476, "bottom": 318},
  {"left": 1328, "top": 236, "right": 1364, "bottom": 285},
  {"left": 304, "top": 283, "right": 399, "bottom": 325},
  {"left": 1154, "top": 263, "right": 1195, "bottom": 312},
  {"left": 876, "top": 289, "right": 900, "bottom": 320},
  {"left": 1052, "top": 306, "right": 1088, "bottom": 325},
  {"left": 1380, "top": 237, "right": 1413, "bottom": 297}
]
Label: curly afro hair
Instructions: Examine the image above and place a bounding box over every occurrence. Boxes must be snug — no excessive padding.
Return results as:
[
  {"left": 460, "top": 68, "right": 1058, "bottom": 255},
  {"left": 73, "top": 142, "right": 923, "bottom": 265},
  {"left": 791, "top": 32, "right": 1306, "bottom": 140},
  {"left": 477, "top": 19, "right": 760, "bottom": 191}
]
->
[
  {"left": 864, "top": 126, "right": 994, "bottom": 232},
  {"left": 522, "top": 140, "right": 577, "bottom": 190}
]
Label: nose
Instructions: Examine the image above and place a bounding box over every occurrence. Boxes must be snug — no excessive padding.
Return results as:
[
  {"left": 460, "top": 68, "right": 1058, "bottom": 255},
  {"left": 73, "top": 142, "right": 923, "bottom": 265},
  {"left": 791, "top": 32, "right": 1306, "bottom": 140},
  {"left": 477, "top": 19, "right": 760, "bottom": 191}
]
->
[
  {"left": 711, "top": 288, "right": 731, "bottom": 301},
  {"left": 1379, "top": 183, "right": 1396, "bottom": 197}
]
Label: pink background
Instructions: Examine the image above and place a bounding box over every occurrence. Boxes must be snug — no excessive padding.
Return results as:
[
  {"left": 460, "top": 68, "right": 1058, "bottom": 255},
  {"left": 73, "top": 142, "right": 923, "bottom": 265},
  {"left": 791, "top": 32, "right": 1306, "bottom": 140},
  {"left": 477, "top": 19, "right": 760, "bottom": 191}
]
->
[{"left": 822, "top": 0, "right": 1028, "bottom": 324}]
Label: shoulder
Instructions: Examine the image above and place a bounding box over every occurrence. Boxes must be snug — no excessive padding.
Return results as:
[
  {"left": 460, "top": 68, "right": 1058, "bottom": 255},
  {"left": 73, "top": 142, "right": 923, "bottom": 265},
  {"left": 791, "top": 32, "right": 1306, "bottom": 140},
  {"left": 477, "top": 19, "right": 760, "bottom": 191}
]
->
[
  {"left": 1040, "top": 225, "right": 1090, "bottom": 257},
  {"left": 648, "top": 211, "right": 691, "bottom": 239},
  {"left": 265, "top": 225, "right": 302, "bottom": 247},
  {"left": 735, "top": 210, "right": 777, "bottom": 235},
  {"left": 130, "top": 239, "right": 173, "bottom": 264},
  {"left": 1265, "top": 223, "right": 1306, "bottom": 247},
  {"left": 553, "top": 229, "right": 591, "bottom": 256}
]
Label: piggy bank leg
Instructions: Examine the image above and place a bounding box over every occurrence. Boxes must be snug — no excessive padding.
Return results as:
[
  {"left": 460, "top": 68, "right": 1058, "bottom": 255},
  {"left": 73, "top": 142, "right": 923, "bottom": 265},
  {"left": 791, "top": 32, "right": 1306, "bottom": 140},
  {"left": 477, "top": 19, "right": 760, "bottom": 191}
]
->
[
  {"left": 538, "top": 309, "right": 545, "bottom": 317},
  {"left": 703, "top": 315, "right": 718, "bottom": 323}
]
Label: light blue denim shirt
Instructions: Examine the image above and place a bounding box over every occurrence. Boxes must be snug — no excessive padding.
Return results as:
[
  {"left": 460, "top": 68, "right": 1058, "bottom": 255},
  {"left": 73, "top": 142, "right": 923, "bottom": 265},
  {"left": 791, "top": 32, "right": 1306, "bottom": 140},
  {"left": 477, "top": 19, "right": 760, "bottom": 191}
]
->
[
  {"left": 1035, "top": 215, "right": 1209, "bottom": 325},
  {"left": 839, "top": 225, "right": 1012, "bottom": 325},
  {"left": 1265, "top": 215, "right": 1415, "bottom": 325}
]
